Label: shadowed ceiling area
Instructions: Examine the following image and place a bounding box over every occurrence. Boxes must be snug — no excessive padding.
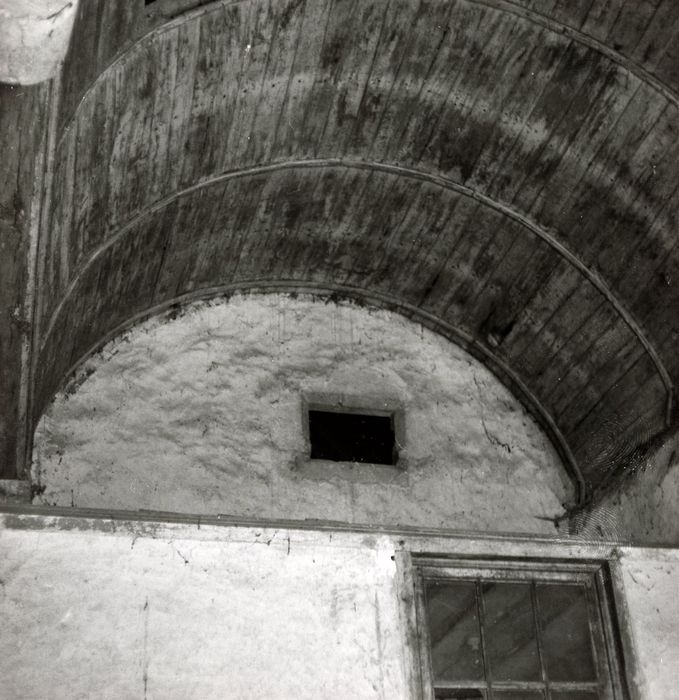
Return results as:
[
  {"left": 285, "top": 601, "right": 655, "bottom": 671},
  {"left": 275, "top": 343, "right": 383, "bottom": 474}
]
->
[{"left": 27, "top": 0, "right": 679, "bottom": 502}]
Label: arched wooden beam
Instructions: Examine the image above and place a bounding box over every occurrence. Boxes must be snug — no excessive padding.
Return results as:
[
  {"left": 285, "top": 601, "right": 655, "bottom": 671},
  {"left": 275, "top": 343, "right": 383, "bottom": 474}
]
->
[
  {"left": 39, "top": 159, "right": 674, "bottom": 419},
  {"left": 56, "top": 0, "right": 679, "bottom": 141}
]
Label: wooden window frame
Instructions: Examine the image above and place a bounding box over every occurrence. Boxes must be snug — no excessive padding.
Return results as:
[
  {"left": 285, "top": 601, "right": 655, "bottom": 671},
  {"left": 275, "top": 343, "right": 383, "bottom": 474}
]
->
[{"left": 412, "top": 556, "right": 631, "bottom": 700}]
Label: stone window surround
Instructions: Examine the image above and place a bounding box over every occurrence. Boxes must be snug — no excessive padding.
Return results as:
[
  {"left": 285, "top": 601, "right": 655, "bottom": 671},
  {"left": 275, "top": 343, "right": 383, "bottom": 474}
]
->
[{"left": 294, "top": 392, "right": 408, "bottom": 486}]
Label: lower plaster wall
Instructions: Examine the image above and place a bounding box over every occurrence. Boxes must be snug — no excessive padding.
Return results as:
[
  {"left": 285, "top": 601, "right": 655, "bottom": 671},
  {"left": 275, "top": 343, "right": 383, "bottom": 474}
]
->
[
  {"left": 32, "top": 294, "right": 570, "bottom": 535},
  {"left": 1, "top": 512, "right": 678, "bottom": 700},
  {"left": 616, "top": 546, "right": 679, "bottom": 699},
  {"left": 0, "top": 516, "right": 412, "bottom": 700}
]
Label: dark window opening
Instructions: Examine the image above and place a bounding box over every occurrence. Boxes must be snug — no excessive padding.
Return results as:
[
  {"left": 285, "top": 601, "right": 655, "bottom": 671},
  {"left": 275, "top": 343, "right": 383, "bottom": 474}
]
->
[{"left": 308, "top": 409, "right": 397, "bottom": 465}]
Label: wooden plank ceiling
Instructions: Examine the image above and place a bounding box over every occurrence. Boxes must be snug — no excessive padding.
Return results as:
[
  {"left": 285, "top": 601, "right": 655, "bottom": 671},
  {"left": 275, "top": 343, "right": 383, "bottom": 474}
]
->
[{"left": 33, "top": 0, "right": 679, "bottom": 502}]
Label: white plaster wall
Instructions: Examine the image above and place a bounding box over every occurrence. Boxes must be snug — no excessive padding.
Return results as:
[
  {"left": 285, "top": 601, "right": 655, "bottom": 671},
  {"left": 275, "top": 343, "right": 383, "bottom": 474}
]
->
[
  {"left": 2, "top": 513, "right": 678, "bottom": 700},
  {"left": 0, "top": 518, "right": 411, "bottom": 700},
  {"left": 0, "top": 0, "right": 78, "bottom": 84},
  {"left": 616, "top": 547, "right": 679, "bottom": 699},
  {"left": 32, "top": 294, "right": 571, "bottom": 534}
]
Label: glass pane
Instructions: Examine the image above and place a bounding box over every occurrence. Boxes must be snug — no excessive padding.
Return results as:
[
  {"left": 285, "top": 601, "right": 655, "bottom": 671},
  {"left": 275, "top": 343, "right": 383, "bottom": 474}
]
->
[
  {"left": 435, "top": 690, "right": 485, "bottom": 700},
  {"left": 482, "top": 583, "right": 540, "bottom": 682},
  {"left": 551, "top": 693, "right": 599, "bottom": 700},
  {"left": 537, "top": 584, "right": 597, "bottom": 682},
  {"left": 493, "top": 692, "right": 543, "bottom": 699},
  {"left": 425, "top": 581, "right": 485, "bottom": 682}
]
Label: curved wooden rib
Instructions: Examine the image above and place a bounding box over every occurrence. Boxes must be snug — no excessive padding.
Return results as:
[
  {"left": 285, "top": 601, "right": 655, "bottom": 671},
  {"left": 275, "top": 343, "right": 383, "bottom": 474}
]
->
[
  {"left": 56, "top": 0, "right": 679, "bottom": 144},
  {"left": 44, "top": 279, "right": 586, "bottom": 503}
]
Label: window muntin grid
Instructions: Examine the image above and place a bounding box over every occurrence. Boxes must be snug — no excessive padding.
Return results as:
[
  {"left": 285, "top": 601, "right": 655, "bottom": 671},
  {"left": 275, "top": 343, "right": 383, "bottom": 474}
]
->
[{"left": 415, "top": 560, "right": 629, "bottom": 700}]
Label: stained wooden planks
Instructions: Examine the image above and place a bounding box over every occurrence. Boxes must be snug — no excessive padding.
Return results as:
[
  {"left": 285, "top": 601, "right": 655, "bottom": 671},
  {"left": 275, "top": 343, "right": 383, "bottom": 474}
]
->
[
  {"left": 58, "top": 0, "right": 142, "bottom": 134},
  {"left": 37, "top": 0, "right": 679, "bottom": 492},
  {"left": 51, "top": 0, "right": 679, "bottom": 313},
  {"left": 511, "top": 0, "right": 679, "bottom": 94},
  {"left": 0, "top": 82, "right": 49, "bottom": 477}
]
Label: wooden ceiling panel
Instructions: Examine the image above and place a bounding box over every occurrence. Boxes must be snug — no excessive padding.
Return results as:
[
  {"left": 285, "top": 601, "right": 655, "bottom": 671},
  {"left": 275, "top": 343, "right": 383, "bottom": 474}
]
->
[
  {"left": 36, "top": 161, "right": 669, "bottom": 496},
  {"left": 553, "top": 96, "right": 672, "bottom": 248},
  {"left": 375, "top": 184, "right": 471, "bottom": 301},
  {"left": 532, "top": 302, "right": 617, "bottom": 397},
  {"left": 391, "top": 9, "right": 516, "bottom": 174},
  {"left": 518, "top": 73, "right": 638, "bottom": 225},
  {"left": 484, "top": 46, "right": 612, "bottom": 197},
  {"left": 503, "top": 277, "right": 604, "bottom": 385},
  {"left": 577, "top": 355, "right": 666, "bottom": 439},
  {"left": 460, "top": 240, "right": 562, "bottom": 350},
  {"left": 537, "top": 0, "right": 601, "bottom": 31},
  {"left": 425, "top": 209, "right": 510, "bottom": 320},
  {"left": 266, "top": 1, "right": 332, "bottom": 161},
  {"left": 239, "top": 1, "right": 307, "bottom": 164},
  {"left": 151, "top": 196, "right": 202, "bottom": 301},
  {"left": 654, "top": 25, "right": 679, "bottom": 88},
  {"left": 627, "top": 0, "right": 679, "bottom": 71},
  {"left": 31, "top": 0, "right": 679, "bottom": 501},
  {"left": 41, "top": 133, "right": 76, "bottom": 328},
  {"left": 594, "top": 195, "right": 679, "bottom": 299},
  {"left": 49, "top": 0, "right": 678, "bottom": 305},
  {"left": 440, "top": 222, "right": 521, "bottom": 324},
  {"left": 548, "top": 312, "right": 642, "bottom": 416},
  {"left": 298, "top": 0, "right": 389, "bottom": 158},
  {"left": 497, "top": 261, "right": 582, "bottom": 360},
  {"left": 361, "top": 3, "right": 456, "bottom": 163},
  {"left": 628, "top": 257, "right": 679, "bottom": 376},
  {"left": 412, "top": 200, "right": 486, "bottom": 317},
  {"left": 51, "top": 1, "right": 676, "bottom": 306},
  {"left": 555, "top": 341, "right": 649, "bottom": 438},
  {"left": 510, "top": 101, "right": 674, "bottom": 276},
  {"left": 457, "top": 33, "right": 574, "bottom": 191},
  {"left": 510, "top": 0, "right": 679, "bottom": 89},
  {"left": 578, "top": 0, "right": 637, "bottom": 39},
  {"left": 569, "top": 360, "right": 668, "bottom": 484},
  {"left": 57, "top": 0, "right": 140, "bottom": 132}
]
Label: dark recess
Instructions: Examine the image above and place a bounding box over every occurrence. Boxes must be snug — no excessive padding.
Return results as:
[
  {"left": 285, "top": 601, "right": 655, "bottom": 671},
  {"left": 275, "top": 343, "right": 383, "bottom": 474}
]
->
[{"left": 308, "top": 410, "right": 397, "bottom": 465}]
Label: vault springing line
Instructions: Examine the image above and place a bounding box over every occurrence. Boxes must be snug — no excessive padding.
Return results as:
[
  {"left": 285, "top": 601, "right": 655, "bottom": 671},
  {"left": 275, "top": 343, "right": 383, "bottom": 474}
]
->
[{"left": 42, "top": 279, "right": 586, "bottom": 504}]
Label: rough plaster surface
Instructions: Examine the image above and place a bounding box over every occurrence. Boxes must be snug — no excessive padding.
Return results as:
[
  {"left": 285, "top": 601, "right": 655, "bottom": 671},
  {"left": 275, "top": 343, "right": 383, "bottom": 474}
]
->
[
  {"left": 0, "top": 0, "right": 78, "bottom": 84},
  {"left": 581, "top": 432, "right": 679, "bottom": 546},
  {"left": 32, "top": 294, "right": 571, "bottom": 534},
  {"left": 0, "top": 520, "right": 409, "bottom": 700},
  {"left": 617, "top": 547, "right": 679, "bottom": 699}
]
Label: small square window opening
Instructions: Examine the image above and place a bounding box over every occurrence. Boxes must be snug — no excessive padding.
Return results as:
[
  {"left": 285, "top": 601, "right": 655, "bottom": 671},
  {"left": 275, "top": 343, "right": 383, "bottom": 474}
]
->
[{"left": 308, "top": 409, "right": 397, "bottom": 466}]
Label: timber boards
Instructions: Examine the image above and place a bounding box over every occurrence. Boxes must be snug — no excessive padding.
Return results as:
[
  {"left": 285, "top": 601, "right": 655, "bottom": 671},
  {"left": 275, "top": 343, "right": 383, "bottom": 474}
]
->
[
  {"left": 36, "top": 0, "right": 679, "bottom": 486},
  {"left": 0, "top": 83, "right": 49, "bottom": 477}
]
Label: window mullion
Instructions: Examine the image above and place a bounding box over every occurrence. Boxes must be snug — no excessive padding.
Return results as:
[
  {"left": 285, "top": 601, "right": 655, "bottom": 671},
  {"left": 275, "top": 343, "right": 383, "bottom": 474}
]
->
[
  {"left": 475, "top": 579, "right": 493, "bottom": 700},
  {"left": 531, "top": 580, "right": 550, "bottom": 700}
]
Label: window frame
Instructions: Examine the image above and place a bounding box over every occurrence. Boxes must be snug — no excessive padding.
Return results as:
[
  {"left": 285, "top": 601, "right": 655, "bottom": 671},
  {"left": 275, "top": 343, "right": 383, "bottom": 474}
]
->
[
  {"left": 293, "top": 392, "right": 408, "bottom": 484},
  {"left": 412, "top": 555, "right": 632, "bottom": 700}
]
